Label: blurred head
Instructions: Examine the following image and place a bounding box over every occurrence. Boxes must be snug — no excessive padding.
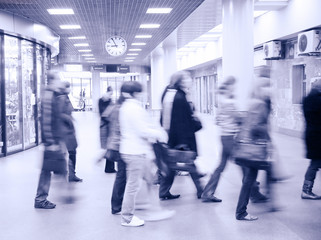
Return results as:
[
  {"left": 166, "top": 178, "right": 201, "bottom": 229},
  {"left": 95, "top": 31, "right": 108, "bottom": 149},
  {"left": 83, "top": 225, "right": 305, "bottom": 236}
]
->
[
  {"left": 61, "top": 81, "right": 71, "bottom": 94},
  {"left": 218, "top": 76, "right": 236, "bottom": 97},
  {"left": 255, "top": 65, "right": 271, "bottom": 78},
  {"left": 47, "top": 70, "right": 62, "bottom": 91},
  {"left": 311, "top": 78, "right": 321, "bottom": 92},
  {"left": 120, "top": 81, "right": 143, "bottom": 100},
  {"left": 102, "top": 86, "right": 113, "bottom": 99},
  {"left": 253, "top": 77, "right": 271, "bottom": 101},
  {"left": 169, "top": 71, "right": 192, "bottom": 93}
]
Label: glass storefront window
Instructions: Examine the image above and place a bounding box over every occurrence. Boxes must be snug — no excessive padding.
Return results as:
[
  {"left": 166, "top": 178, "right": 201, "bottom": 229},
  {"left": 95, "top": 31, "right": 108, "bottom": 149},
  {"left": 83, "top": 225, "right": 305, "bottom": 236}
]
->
[
  {"left": 21, "top": 40, "right": 36, "bottom": 147},
  {"left": 4, "top": 35, "right": 22, "bottom": 151}
]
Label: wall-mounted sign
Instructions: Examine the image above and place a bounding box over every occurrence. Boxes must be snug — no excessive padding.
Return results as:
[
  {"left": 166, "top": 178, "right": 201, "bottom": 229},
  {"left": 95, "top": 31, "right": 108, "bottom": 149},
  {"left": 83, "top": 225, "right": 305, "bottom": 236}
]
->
[
  {"left": 92, "top": 65, "right": 106, "bottom": 71},
  {"left": 117, "top": 65, "right": 130, "bottom": 73}
]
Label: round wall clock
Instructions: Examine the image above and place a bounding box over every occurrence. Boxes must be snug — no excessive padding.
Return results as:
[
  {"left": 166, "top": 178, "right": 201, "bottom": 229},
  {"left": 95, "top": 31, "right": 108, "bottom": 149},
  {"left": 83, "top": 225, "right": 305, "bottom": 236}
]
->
[{"left": 105, "top": 36, "right": 127, "bottom": 56}]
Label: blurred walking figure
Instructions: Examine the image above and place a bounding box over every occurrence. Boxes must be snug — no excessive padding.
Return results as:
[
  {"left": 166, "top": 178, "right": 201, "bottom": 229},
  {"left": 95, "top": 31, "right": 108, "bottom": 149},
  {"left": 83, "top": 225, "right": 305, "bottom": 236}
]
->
[
  {"left": 58, "top": 81, "right": 82, "bottom": 182},
  {"left": 159, "top": 70, "right": 203, "bottom": 200},
  {"left": 301, "top": 79, "right": 321, "bottom": 200},
  {"left": 34, "top": 70, "right": 67, "bottom": 209},
  {"left": 119, "top": 81, "right": 170, "bottom": 227},
  {"left": 201, "top": 76, "right": 238, "bottom": 202},
  {"left": 98, "top": 86, "right": 116, "bottom": 173},
  {"left": 102, "top": 94, "right": 126, "bottom": 215},
  {"left": 234, "top": 66, "right": 274, "bottom": 221}
]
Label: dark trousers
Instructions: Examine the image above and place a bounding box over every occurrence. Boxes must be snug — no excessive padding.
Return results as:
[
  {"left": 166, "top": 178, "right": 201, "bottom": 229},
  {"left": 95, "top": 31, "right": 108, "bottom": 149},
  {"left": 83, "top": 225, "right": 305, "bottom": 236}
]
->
[
  {"left": 68, "top": 150, "right": 77, "bottom": 176},
  {"left": 236, "top": 163, "right": 272, "bottom": 219},
  {"left": 111, "top": 156, "right": 126, "bottom": 213},
  {"left": 202, "top": 135, "right": 234, "bottom": 197},
  {"left": 159, "top": 166, "right": 203, "bottom": 198},
  {"left": 304, "top": 159, "right": 321, "bottom": 182}
]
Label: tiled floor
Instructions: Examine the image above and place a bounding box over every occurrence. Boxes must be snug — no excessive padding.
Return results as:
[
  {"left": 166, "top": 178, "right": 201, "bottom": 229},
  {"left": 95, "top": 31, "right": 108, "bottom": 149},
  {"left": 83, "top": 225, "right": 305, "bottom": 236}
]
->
[{"left": 0, "top": 112, "right": 320, "bottom": 240}]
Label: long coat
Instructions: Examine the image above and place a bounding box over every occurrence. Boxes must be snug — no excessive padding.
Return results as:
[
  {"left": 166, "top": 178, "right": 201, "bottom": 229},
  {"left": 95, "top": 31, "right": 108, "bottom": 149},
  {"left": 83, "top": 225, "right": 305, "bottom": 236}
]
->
[
  {"left": 58, "top": 94, "right": 78, "bottom": 151},
  {"left": 165, "top": 89, "right": 198, "bottom": 153},
  {"left": 303, "top": 89, "right": 321, "bottom": 159}
]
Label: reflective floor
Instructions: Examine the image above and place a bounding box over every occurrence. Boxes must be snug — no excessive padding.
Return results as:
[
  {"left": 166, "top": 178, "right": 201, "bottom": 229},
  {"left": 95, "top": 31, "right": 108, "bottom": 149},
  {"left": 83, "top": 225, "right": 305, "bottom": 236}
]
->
[{"left": 0, "top": 112, "right": 320, "bottom": 240}]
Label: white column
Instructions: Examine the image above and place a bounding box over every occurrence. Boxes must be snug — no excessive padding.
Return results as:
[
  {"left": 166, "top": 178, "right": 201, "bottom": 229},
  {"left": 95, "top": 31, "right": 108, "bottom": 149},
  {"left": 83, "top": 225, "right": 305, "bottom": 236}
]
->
[
  {"left": 150, "top": 46, "right": 165, "bottom": 111},
  {"left": 163, "top": 29, "right": 177, "bottom": 84},
  {"left": 91, "top": 70, "right": 101, "bottom": 113},
  {"left": 222, "top": 0, "right": 254, "bottom": 110}
]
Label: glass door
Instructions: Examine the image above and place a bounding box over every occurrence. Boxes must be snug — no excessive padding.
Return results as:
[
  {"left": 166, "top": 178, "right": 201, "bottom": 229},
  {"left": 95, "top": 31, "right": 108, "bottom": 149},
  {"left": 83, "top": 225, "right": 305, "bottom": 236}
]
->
[
  {"left": 36, "top": 45, "right": 43, "bottom": 144},
  {"left": 21, "top": 40, "right": 36, "bottom": 148},
  {"left": 4, "top": 35, "right": 22, "bottom": 152}
]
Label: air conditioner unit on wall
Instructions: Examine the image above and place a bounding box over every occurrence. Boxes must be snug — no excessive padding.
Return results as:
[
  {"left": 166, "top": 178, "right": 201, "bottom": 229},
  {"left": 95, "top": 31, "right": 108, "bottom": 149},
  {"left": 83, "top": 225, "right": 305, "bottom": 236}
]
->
[
  {"left": 297, "top": 29, "right": 321, "bottom": 56},
  {"left": 263, "top": 41, "right": 282, "bottom": 59}
]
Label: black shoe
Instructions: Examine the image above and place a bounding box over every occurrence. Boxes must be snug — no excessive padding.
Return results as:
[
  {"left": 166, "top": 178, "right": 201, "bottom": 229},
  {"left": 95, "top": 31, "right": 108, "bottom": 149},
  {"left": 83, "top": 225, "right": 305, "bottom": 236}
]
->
[
  {"left": 105, "top": 169, "right": 117, "bottom": 173},
  {"left": 250, "top": 194, "right": 269, "bottom": 203},
  {"left": 112, "top": 210, "right": 121, "bottom": 215},
  {"left": 202, "top": 196, "right": 222, "bottom": 203},
  {"left": 160, "top": 194, "right": 180, "bottom": 200},
  {"left": 69, "top": 175, "right": 83, "bottom": 182},
  {"left": 34, "top": 200, "right": 56, "bottom": 209}
]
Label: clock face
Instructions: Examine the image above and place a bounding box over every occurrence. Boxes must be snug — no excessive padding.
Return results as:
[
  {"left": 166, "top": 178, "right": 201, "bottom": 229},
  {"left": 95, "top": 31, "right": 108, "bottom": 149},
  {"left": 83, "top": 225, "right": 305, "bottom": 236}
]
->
[{"left": 105, "top": 36, "right": 127, "bottom": 56}]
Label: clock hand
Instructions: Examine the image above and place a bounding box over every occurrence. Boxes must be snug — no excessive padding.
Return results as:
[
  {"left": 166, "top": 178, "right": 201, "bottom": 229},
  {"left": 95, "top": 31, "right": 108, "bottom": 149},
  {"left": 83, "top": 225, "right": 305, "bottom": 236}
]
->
[{"left": 112, "top": 39, "right": 118, "bottom": 47}]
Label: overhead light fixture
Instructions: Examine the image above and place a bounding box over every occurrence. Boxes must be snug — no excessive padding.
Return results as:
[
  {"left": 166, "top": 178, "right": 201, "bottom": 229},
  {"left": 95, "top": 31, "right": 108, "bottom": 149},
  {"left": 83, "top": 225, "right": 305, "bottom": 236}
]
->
[
  {"left": 146, "top": 8, "right": 172, "bottom": 14},
  {"left": 124, "top": 60, "right": 134, "bottom": 62},
  {"left": 47, "top": 9, "right": 74, "bottom": 15},
  {"left": 74, "top": 43, "right": 89, "bottom": 47},
  {"left": 139, "top": 24, "right": 160, "bottom": 29},
  {"left": 131, "top": 43, "right": 146, "bottom": 46},
  {"left": 127, "top": 53, "right": 139, "bottom": 56},
  {"left": 135, "top": 35, "right": 152, "bottom": 38},
  {"left": 68, "top": 36, "right": 86, "bottom": 40},
  {"left": 60, "top": 25, "right": 81, "bottom": 29},
  {"left": 82, "top": 54, "right": 93, "bottom": 56},
  {"left": 87, "top": 60, "right": 97, "bottom": 63},
  {"left": 85, "top": 57, "right": 95, "bottom": 60},
  {"left": 78, "top": 49, "right": 92, "bottom": 52},
  {"left": 128, "top": 49, "right": 142, "bottom": 51},
  {"left": 125, "top": 57, "right": 136, "bottom": 59}
]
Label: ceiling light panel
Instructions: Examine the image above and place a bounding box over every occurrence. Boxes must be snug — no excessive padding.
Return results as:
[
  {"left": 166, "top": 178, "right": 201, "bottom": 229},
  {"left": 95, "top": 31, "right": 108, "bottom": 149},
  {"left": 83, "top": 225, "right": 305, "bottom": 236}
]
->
[
  {"left": 68, "top": 36, "right": 86, "bottom": 40},
  {"left": 60, "top": 25, "right": 81, "bottom": 29},
  {"left": 139, "top": 24, "right": 160, "bottom": 28},
  {"left": 74, "top": 43, "right": 89, "bottom": 47},
  {"left": 128, "top": 49, "right": 142, "bottom": 51},
  {"left": 132, "top": 43, "right": 146, "bottom": 46},
  {"left": 146, "top": 8, "right": 172, "bottom": 14},
  {"left": 47, "top": 9, "right": 74, "bottom": 15},
  {"left": 127, "top": 53, "right": 139, "bottom": 56},
  {"left": 82, "top": 54, "right": 93, "bottom": 56},
  {"left": 78, "top": 49, "right": 92, "bottom": 52},
  {"left": 135, "top": 35, "right": 152, "bottom": 38}
]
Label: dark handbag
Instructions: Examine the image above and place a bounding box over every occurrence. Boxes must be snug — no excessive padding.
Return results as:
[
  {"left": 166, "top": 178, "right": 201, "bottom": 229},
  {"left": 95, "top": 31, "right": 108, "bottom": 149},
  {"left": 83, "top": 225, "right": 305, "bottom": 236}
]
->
[
  {"left": 42, "top": 149, "right": 67, "bottom": 174},
  {"left": 153, "top": 142, "right": 171, "bottom": 177},
  {"left": 233, "top": 139, "right": 270, "bottom": 169},
  {"left": 105, "top": 149, "right": 120, "bottom": 162},
  {"left": 166, "top": 144, "right": 197, "bottom": 172},
  {"left": 192, "top": 116, "right": 203, "bottom": 132}
]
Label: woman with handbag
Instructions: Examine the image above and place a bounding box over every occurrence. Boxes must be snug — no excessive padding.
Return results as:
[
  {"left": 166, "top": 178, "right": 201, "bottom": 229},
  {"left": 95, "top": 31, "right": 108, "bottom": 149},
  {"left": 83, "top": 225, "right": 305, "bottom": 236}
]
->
[{"left": 234, "top": 67, "right": 275, "bottom": 221}]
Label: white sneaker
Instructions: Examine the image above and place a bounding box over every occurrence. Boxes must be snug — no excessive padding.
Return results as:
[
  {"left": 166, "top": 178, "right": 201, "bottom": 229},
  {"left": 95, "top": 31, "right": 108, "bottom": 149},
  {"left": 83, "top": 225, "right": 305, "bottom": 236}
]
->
[{"left": 121, "top": 216, "right": 145, "bottom": 227}]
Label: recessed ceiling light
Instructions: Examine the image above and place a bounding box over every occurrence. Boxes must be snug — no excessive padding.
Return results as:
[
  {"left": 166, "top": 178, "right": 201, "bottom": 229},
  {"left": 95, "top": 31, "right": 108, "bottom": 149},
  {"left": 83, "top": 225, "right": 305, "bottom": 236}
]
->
[
  {"left": 125, "top": 57, "right": 136, "bottom": 59},
  {"left": 139, "top": 24, "right": 160, "bottom": 29},
  {"left": 124, "top": 60, "right": 134, "bottom": 62},
  {"left": 60, "top": 25, "right": 81, "bottom": 29},
  {"left": 74, "top": 43, "right": 89, "bottom": 47},
  {"left": 146, "top": 8, "right": 172, "bottom": 14},
  {"left": 128, "top": 49, "right": 142, "bottom": 51},
  {"left": 47, "top": 9, "right": 74, "bottom": 15},
  {"left": 127, "top": 53, "right": 139, "bottom": 56},
  {"left": 82, "top": 54, "right": 93, "bottom": 56},
  {"left": 87, "top": 61, "right": 97, "bottom": 63},
  {"left": 68, "top": 36, "right": 86, "bottom": 40},
  {"left": 135, "top": 35, "right": 152, "bottom": 38},
  {"left": 85, "top": 57, "right": 95, "bottom": 60},
  {"left": 78, "top": 49, "right": 92, "bottom": 52},
  {"left": 132, "top": 43, "right": 146, "bottom": 46}
]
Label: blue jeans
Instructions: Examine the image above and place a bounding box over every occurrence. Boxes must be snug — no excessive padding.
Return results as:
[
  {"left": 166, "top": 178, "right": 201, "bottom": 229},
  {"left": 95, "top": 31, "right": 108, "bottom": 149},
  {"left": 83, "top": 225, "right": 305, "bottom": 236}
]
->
[
  {"left": 111, "top": 154, "right": 126, "bottom": 213},
  {"left": 304, "top": 159, "right": 321, "bottom": 182},
  {"left": 121, "top": 154, "right": 145, "bottom": 223},
  {"left": 202, "top": 135, "right": 235, "bottom": 198}
]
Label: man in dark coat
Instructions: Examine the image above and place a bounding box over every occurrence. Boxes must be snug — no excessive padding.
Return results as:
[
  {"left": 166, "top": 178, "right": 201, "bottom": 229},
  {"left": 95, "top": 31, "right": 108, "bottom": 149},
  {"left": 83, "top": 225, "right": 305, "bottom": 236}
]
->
[
  {"left": 301, "top": 79, "right": 321, "bottom": 200},
  {"left": 159, "top": 71, "right": 203, "bottom": 200}
]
